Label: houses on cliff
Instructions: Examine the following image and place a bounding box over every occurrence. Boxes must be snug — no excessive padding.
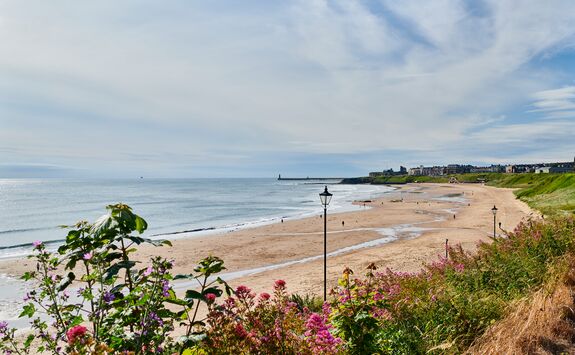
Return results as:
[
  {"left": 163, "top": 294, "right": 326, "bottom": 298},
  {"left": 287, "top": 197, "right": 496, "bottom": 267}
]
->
[{"left": 370, "top": 158, "right": 575, "bottom": 177}]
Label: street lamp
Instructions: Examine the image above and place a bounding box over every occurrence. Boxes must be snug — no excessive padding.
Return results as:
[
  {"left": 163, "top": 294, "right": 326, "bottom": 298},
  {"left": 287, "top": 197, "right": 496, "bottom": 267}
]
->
[
  {"left": 319, "top": 186, "right": 333, "bottom": 301},
  {"left": 491, "top": 205, "right": 498, "bottom": 238}
]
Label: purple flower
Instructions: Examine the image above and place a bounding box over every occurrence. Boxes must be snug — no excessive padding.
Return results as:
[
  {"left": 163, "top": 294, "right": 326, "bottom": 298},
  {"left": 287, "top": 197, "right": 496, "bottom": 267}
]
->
[
  {"left": 103, "top": 291, "right": 115, "bottom": 303},
  {"left": 0, "top": 321, "right": 8, "bottom": 337},
  {"left": 32, "top": 240, "right": 42, "bottom": 248},
  {"left": 83, "top": 252, "right": 93, "bottom": 261},
  {"left": 161, "top": 280, "right": 170, "bottom": 297},
  {"left": 143, "top": 266, "right": 153, "bottom": 277}
]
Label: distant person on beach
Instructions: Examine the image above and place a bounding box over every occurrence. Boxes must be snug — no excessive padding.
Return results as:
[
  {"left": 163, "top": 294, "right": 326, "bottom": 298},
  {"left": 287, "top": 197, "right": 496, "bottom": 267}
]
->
[
  {"left": 342, "top": 221, "right": 345, "bottom": 227},
  {"left": 453, "top": 214, "right": 456, "bottom": 219},
  {"left": 281, "top": 218, "right": 283, "bottom": 223}
]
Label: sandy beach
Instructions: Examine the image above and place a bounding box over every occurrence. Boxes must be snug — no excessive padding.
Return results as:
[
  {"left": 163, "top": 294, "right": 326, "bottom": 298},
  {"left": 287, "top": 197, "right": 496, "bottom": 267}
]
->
[{"left": 0, "top": 183, "right": 533, "bottom": 299}]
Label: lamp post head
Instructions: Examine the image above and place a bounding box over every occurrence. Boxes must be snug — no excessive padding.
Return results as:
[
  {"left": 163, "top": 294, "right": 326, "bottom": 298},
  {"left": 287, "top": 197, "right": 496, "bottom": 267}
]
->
[
  {"left": 491, "top": 205, "right": 498, "bottom": 215},
  {"left": 319, "top": 186, "right": 333, "bottom": 207}
]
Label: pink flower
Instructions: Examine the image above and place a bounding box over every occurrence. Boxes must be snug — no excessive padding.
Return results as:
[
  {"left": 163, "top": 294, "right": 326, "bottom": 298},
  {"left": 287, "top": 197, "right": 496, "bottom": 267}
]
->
[
  {"left": 259, "top": 292, "right": 271, "bottom": 301},
  {"left": 143, "top": 266, "right": 153, "bottom": 276},
  {"left": 66, "top": 325, "right": 88, "bottom": 345},
  {"left": 205, "top": 293, "right": 217, "bottom": 303},
  {"left": 234, "top": 323, "right": 248, "bottom": 339},
  {"left": 454, "top": 263, "right": 465, "bottom": 273},
  {"left": 83, "top": 252, "right": 93, "bottom": 261},
  {"left": 32, "top": 240, "right": 42, "bottom": 248},
  {"left": 235, "top": 285, "right": 252, "bottom": 298},
  {"left": 304, "top": 313, "right": 342, "bottom": 352},
  {"left": 274, "top": 279, "right": 286, "bottom": 289},
  {"left": 373, "top": 292, "right": 385, "bottom": 301},
  {"left": 387, "top": 284, "right": 401, "bottom": 297}
]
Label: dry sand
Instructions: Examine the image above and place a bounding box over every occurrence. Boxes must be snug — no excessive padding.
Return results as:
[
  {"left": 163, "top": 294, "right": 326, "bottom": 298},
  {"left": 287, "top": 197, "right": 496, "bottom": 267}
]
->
[{"left": 0, "top": 183, "right": 534, "bottom": 298}]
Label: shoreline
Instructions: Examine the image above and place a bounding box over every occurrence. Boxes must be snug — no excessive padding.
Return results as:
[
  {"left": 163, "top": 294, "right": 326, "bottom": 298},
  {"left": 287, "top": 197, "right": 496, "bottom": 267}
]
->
[
  {"left": 0, "top": 183, "right": 395, "bottom": 259},
  {"left": 0, "top": 183, "right": 533, "bottom": 321}
]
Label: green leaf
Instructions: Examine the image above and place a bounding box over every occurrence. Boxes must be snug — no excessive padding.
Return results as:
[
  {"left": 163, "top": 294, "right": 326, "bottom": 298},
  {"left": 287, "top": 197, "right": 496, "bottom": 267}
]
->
[
  {"left": 91, "top": 212, "right": 117, "bottom": 238},
  {"left": 126, "top": 236, "right": 145, "bottom": 245},
  {"left": 24, "top": 334, "right": 35, "bottom": 348},
  {"left": 185, "top": 290, "right": 203, "bottom": 301},
  {"left": 104, "top": 260, "right": 137, "bottom": 281},
  {"left": 134, "top": 215, "right": 148, "bottom": 234},
  {"left": 202, "top": 287, "right": 223, "bottom": 297},
  {"left": 105, "top": 252, "right": 124, "bottom": 262},
  {"left": 19, "top": 303, "right": 36, "bottom": 318},
  {"left": 65, "top": 258, "right": 77, "bottom": 270}
]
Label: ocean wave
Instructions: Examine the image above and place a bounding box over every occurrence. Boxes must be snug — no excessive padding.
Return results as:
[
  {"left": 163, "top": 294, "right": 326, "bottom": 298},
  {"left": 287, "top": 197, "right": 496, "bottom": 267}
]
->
[
  {"left": 0, "top": 238, "right": 65, "bottom": 251},
  {"left": 0, "top": 226, "right": 55, "bottom": 235}
]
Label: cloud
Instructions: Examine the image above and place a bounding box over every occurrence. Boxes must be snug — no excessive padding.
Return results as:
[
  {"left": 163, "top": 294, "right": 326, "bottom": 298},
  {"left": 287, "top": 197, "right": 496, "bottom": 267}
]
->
[
  {"left": 1, "top": 1, "right": 575, "bottom": 176},
  {"left": 529, "top": 86, "right": 575, "bottom": 117}
]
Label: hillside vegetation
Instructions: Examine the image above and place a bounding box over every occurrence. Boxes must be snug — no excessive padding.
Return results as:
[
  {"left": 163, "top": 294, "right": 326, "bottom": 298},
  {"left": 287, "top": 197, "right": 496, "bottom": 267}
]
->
[{"left": 490, "top": 173, "right": 575, "bottom": 216}]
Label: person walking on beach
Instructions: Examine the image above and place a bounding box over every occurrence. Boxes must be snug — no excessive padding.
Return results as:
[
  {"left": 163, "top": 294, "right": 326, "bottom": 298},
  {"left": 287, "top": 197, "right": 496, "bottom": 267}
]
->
[{"left": 342, "top": 220, "right": 345, "bottom": 227}]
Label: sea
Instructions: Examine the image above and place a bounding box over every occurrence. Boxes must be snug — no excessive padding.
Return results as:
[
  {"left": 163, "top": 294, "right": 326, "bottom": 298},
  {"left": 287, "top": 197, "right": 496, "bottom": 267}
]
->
[{"left": 0, "top": 178, "right": 395, "bottom": 259}]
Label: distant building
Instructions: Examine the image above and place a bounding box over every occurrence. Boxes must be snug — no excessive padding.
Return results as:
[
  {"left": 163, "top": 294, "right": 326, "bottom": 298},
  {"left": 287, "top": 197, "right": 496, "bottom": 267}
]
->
[
  {"left": 535, "top": 166, "right": 573, "bottom": 174},
  {"left": 506, "top": 158, "right": 574, "bottom": 174},
  {"left": 470, "top": 165, "right": 505, "bottom": 173},
  {"left": 405, "top": 158, "right": 574, "bottom": 178},
  {"left": 408, "top": 165, "right": 446, "bottom": 176}
]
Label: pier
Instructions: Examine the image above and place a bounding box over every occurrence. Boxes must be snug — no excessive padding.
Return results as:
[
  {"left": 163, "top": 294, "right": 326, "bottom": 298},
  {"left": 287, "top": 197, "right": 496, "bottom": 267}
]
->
[{"left": 277, "top": 174, "right": 343, "bottom": 181}]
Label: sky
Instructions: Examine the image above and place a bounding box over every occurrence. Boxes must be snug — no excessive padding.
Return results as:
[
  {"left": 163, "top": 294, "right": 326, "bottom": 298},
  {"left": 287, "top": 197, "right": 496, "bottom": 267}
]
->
[{"left": 1, "top": 0, "right": 575, "bottom": 178}]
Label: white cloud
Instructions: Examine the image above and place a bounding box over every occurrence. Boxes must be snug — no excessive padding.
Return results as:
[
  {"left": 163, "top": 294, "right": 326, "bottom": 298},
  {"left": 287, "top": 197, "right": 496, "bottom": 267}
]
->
[
  {"left": 1, "top": 1, "right": 575, "bottom": 175},
  {"left": 530, "top": 86, "right": 575, "bottom": 115}
]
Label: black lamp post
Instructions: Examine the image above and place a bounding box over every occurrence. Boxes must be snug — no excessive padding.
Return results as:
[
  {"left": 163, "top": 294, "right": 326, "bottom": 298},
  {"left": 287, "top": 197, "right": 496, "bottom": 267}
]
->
[
  {"left": 319, "top": 186, "right": 332, "bottom": 301},
  {"left": 491, "top": 205, "right": 498, "bottom": 238}
]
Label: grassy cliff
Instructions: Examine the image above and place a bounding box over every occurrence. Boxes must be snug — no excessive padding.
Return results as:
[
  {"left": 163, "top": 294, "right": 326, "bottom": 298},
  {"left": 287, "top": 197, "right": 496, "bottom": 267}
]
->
[
  {"left": 489, "top": 173, "right": 575, "bottom": 215},
  {"left": 344, "top": 172, "right": 575, "bottom": 215}
]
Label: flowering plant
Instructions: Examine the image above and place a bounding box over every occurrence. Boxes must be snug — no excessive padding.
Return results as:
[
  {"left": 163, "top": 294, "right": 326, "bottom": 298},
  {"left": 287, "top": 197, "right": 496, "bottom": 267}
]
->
[{"left": 0, "top": 204, "right": 229, "bottom": 355}]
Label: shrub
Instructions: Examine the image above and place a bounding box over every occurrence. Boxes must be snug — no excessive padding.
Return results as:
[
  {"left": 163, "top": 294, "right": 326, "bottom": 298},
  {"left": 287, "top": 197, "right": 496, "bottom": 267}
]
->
[
  {"left": 0, "top": 204, "right": 230, "bottom": 354},
  {"left": 329, "top": 217, "right": 575, "bottom": 354}
]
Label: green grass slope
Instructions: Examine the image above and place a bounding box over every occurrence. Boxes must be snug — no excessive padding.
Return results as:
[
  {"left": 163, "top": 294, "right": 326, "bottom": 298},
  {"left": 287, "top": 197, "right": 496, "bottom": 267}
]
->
[
  {"left": 490, "top": 174, "right": 575, "bottom": 215},
  {"left": 349, "top": 172, "right": 575, "bottom": 215}
]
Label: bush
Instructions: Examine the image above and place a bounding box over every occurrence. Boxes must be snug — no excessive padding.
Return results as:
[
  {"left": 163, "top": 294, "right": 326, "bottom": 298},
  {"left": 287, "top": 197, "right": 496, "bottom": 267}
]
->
[
  {"left": 0, "top": 204, "right": 231, "bottom": 354},
  {"left": 328, "top": 217, "right": 575, "bottom": 354}
]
